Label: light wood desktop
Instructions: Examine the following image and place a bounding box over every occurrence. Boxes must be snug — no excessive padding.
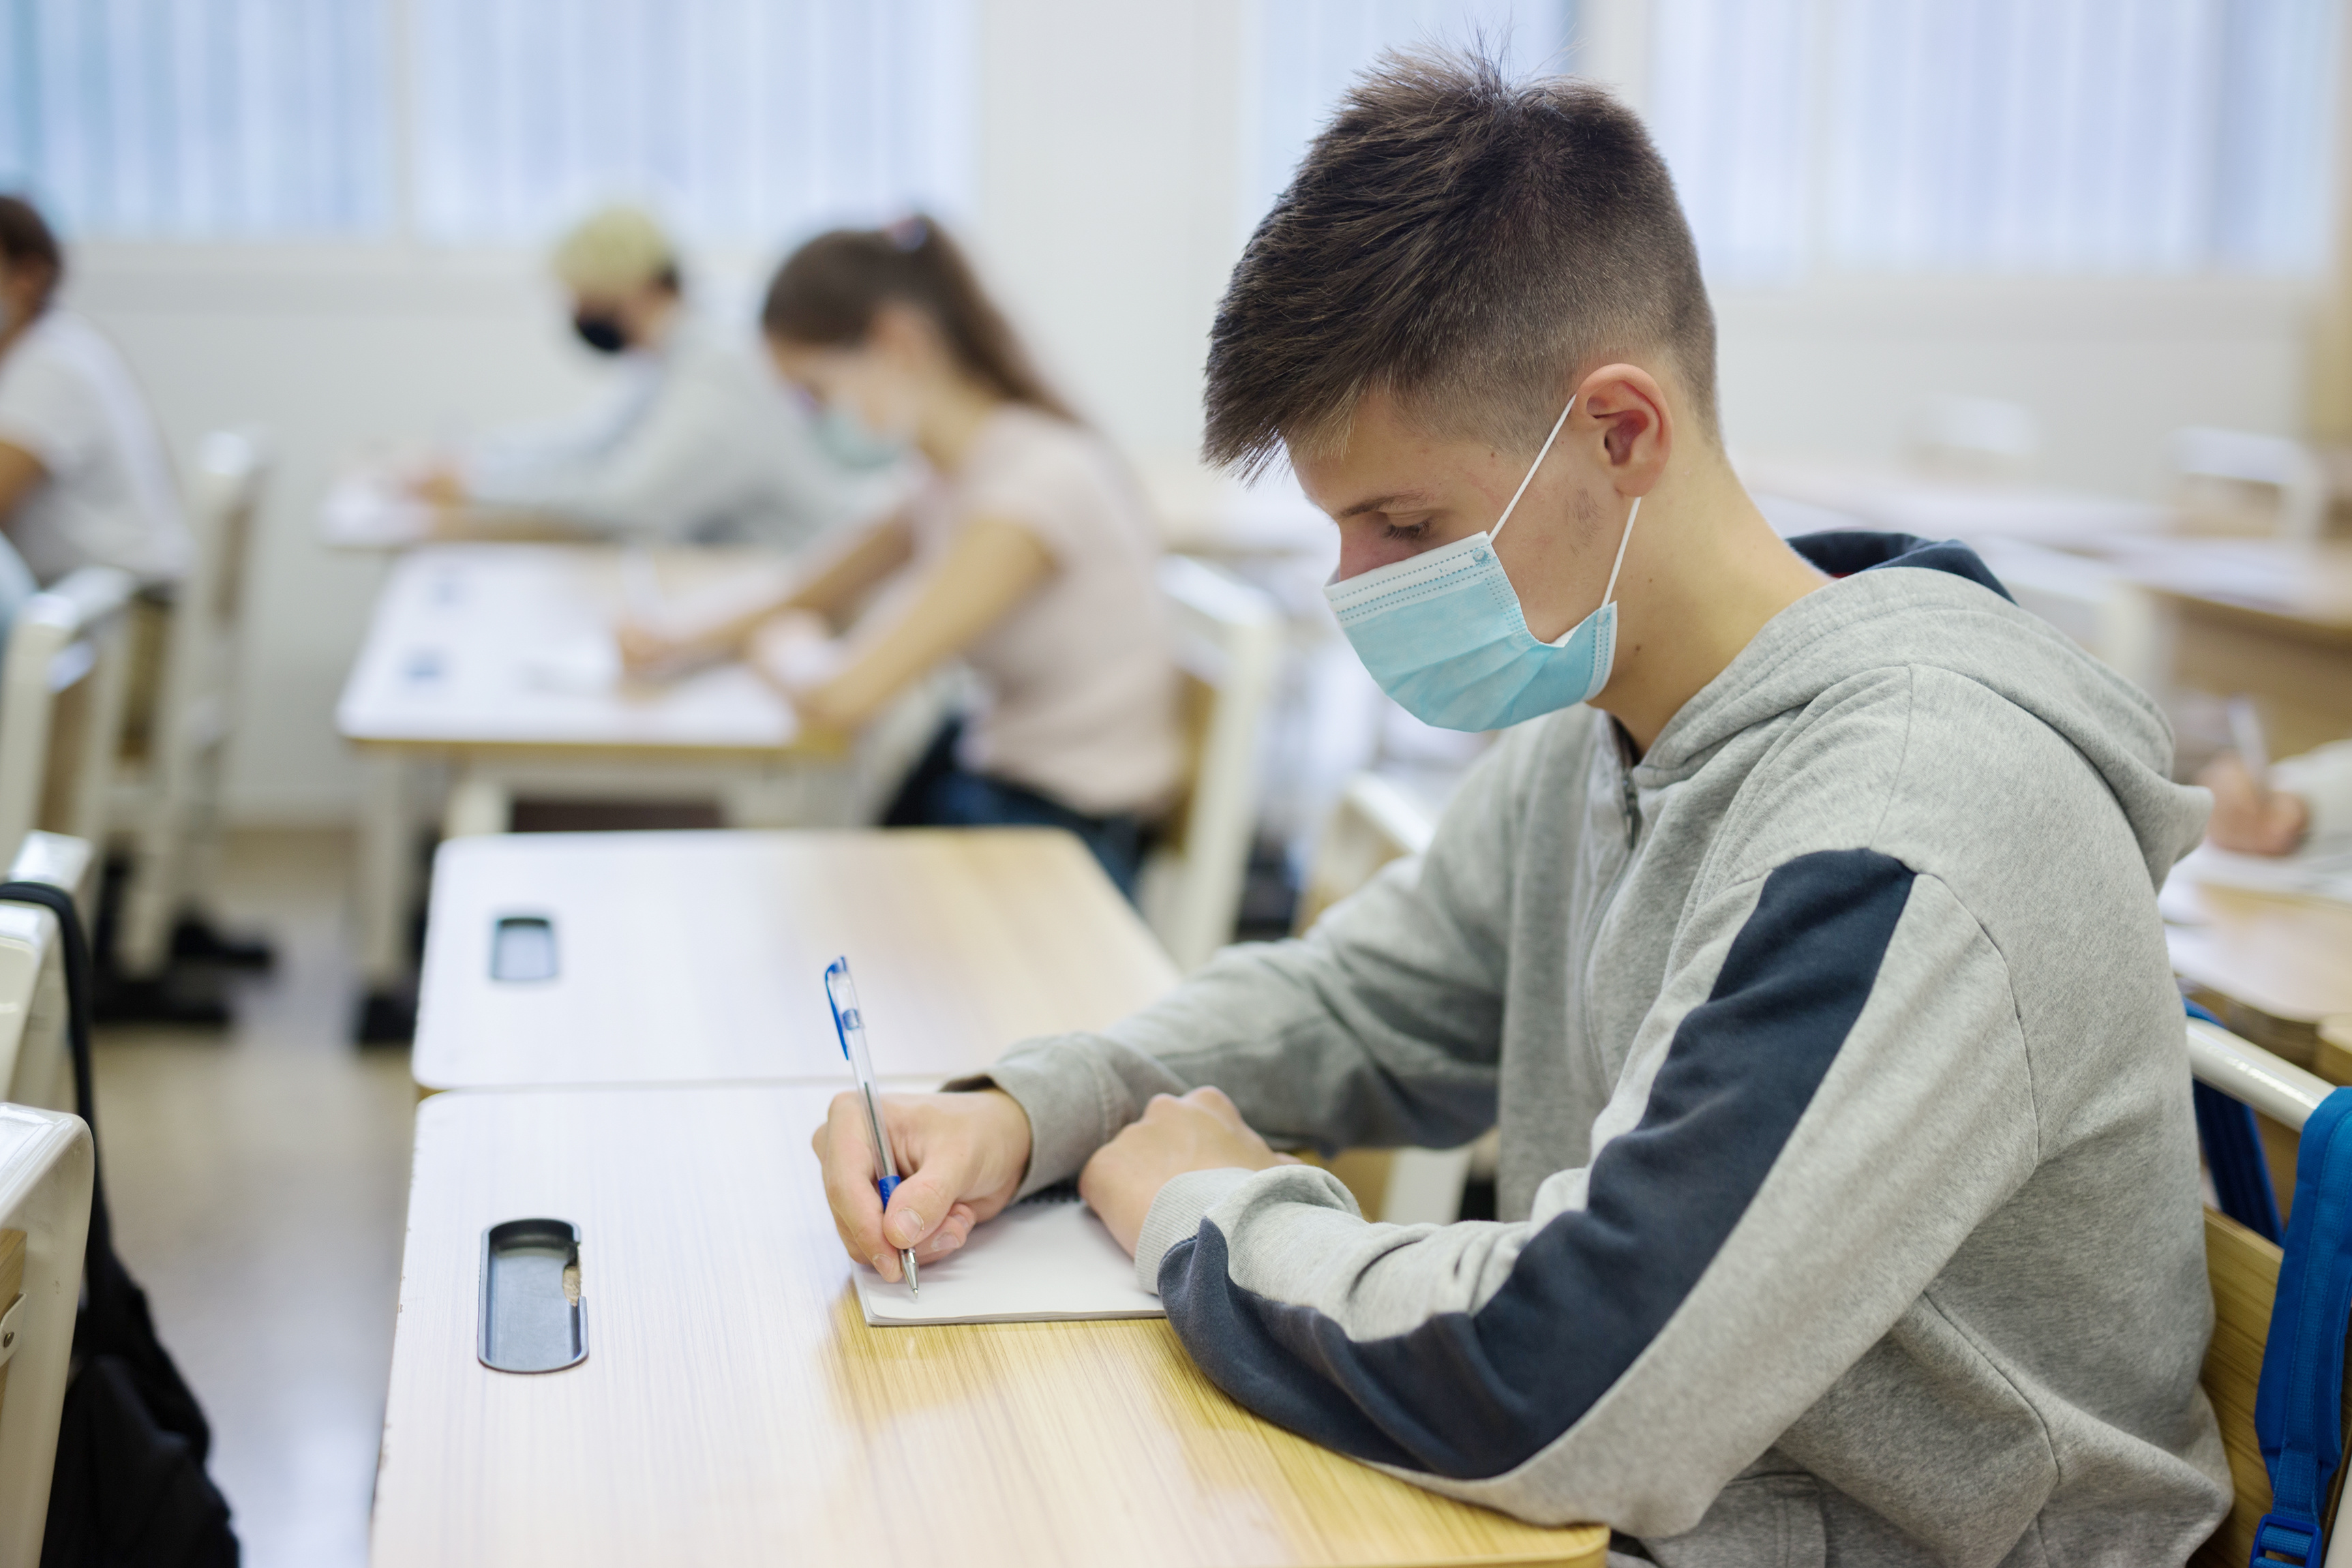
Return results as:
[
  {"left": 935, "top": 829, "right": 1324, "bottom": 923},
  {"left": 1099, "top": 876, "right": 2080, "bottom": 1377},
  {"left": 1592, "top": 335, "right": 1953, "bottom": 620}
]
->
[
  {"left": 2087, "top": 537, "right": 2352, "bottom": 759},
  {"left": 2166, "top": 878, "right": 2352, "bottom": 1077},
  {"left": 335, "top": 543, "right": 815, "bottom": 1012},
  {"left": 414, "top": 828, "right": 1180, "bottom": 1091},
  {"left": 372, "top": 1083, "right": 1606, "bottom": 1568},
  {"left": 1736, "top": 455, "right": 2172, "bottom": 545}
]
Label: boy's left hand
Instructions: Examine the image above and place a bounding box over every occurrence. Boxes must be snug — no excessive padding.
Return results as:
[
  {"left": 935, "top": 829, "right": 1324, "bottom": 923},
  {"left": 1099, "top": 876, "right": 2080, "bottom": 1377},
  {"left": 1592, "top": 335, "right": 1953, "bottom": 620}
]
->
[{"left": 1080, "top": 1086, "right": 1299, "bottom": 1256}]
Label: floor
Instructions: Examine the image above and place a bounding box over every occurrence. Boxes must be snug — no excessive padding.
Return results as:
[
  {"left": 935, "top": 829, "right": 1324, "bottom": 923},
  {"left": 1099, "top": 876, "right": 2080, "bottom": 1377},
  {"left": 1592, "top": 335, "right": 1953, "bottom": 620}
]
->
[{"left": 92, "top": 828, "right": 414, "bottom": 1568}]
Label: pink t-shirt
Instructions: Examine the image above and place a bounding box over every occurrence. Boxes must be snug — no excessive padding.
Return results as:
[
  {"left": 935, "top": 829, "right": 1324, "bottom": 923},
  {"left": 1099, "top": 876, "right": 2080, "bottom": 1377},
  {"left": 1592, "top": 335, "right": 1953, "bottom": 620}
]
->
[{"left": 907, "top": 406, "right": 1180, "bottom": 817}]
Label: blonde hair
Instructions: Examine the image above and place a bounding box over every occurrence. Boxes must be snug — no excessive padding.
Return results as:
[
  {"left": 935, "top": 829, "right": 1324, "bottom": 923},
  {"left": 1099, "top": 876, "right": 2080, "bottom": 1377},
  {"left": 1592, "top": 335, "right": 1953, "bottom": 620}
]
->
[{"left": 551, "top": 205, "right": 677, "bottom": 295}]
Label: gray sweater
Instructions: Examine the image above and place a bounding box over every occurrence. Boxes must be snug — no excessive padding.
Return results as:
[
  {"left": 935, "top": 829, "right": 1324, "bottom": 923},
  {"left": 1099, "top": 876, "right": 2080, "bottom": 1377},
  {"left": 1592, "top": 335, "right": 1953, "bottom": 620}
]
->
[{"left": 981, "top": 532, "right": 2231, "bottom": 1565}]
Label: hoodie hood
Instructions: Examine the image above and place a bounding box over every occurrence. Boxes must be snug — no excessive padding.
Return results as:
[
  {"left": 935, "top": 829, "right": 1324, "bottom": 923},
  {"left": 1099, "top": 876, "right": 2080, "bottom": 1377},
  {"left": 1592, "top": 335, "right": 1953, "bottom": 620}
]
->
[{"left": 1643, "top": 530, "right": 2206, "bottom": 892}]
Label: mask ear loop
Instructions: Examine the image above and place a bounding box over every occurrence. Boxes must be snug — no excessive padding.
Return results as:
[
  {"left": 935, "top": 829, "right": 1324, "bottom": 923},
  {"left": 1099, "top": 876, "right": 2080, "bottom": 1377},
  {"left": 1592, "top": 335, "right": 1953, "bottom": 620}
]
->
[
  {"left": 1487, "top": 394, "right": 1578, "bottom": 542},
  {"left": 1599, "top": 494, "right": 1642, "bottom": 609}
]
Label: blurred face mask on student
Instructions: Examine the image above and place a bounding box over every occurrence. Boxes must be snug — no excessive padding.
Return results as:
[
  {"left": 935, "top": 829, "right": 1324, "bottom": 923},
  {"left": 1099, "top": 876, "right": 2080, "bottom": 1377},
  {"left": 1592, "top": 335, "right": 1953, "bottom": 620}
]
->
[
  {"left": 571, "top": 309, "right": 628, "bottom": 355},
  {"left": 1322, "top": 395, "right": 1640, "bottom": 732}
]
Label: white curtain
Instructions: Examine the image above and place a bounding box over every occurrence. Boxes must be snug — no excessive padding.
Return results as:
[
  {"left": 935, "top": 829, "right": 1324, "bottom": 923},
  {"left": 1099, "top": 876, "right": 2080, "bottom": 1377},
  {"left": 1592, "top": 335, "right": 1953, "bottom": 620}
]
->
[
  {"left": 1648, "top": 0, "right": 2340, "bottom": 282},
  {"left": 0, "top": 0, "right": 391, "bottom": 237},
  {"left": 408, "top": 0, "right": 976, "bottom": 244},
  {"left": 1245, "top": 0, "right": 1575, "bottom": 235}
]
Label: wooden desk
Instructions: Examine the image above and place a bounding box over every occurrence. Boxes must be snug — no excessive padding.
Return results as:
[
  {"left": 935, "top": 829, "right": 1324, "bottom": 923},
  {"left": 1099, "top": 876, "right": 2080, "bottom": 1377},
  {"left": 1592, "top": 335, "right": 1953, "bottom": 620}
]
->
[
  {"left": 414, "top": 828, "right": 1180, "bottom": 1091},
  {"left": 2090, "top": 537, "right": 2352, "bottom": 758},
  {"left": 373, "top": 1083, "right": 1606, "bottom": 1567},
  {"left": 2165, "top": 880, "right": 2352, "bottom": 1073},
  {"left": 336, "top": 543, "right": 812, "bottom": 1023},
  {"left": 1737, "top": 455, "right": 2171, "bottom": 546}
]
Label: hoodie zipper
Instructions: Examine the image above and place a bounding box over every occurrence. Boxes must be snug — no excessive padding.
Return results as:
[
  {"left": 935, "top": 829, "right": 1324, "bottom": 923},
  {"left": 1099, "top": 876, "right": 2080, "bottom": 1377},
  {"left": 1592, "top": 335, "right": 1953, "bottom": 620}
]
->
[{"left": 1578, "top": 727, "right": 1646, "bottom": 1049}]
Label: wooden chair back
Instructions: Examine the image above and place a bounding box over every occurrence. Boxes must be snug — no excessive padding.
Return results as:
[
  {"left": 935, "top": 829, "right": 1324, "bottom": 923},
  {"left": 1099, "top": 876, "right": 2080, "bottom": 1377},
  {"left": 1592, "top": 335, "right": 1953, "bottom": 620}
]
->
[
  {"left": 1137, "top": 556, "right": 1282, "bottom": 971},
  {"left": 0, "top": 568, "right": 138, "bottom": 899},
  {"left": 2186, "top": 1016, "right": 2352, "bottom": 1565},
  {"left": 0, "top": 1100, "right": 92, "bottom": 1568}
]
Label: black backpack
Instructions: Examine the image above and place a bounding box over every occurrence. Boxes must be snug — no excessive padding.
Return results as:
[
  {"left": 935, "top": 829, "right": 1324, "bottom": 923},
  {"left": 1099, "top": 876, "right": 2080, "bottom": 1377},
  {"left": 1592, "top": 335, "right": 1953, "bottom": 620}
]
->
[{"left": 0, "top": 880, "right": 237, "bottom": 1568}]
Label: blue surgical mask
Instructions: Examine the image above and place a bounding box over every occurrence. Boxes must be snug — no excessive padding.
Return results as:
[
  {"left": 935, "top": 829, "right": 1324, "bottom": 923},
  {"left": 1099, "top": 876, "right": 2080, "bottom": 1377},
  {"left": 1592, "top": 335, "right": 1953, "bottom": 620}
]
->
[
  {"left": 1323, "top": 395, "right": 1640, "bottom": 732},
  {"left": 812, "top": 399, "right": 911, "bottom": 471}
]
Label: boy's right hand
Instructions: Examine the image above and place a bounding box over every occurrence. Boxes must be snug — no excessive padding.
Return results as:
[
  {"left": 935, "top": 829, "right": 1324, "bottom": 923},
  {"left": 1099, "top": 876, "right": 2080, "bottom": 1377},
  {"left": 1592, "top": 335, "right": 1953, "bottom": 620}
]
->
[
  {"left": 2200, "top": 752, "right": 2310, "bottom": 856},
  {"left": 811, "top": 1088, "right": 1033, "bottom": 1284}
]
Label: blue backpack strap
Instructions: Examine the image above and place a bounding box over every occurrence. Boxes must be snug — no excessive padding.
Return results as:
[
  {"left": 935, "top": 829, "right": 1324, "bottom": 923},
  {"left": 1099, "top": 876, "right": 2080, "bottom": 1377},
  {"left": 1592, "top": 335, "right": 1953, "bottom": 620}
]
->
[
  {"left": 2252, "top": 1084, "right": 2352, "bottom": 1565},
  {"left": 2190, "top": 1001, "right": 2285, "bottom": 1243}
]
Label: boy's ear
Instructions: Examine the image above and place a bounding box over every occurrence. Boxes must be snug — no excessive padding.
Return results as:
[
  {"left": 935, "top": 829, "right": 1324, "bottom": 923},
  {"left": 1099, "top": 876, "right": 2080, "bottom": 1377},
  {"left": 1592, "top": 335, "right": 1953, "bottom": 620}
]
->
[{"left": 1576, "top": 363, "right": 1673, "bottom": 493}]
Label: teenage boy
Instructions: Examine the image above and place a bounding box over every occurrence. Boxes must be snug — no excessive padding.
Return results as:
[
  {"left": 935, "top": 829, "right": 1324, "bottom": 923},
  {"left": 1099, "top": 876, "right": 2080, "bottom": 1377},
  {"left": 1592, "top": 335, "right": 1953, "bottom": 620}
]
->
[{"left": 813, "top": 52, "right": 2229, "bottom": 1563}]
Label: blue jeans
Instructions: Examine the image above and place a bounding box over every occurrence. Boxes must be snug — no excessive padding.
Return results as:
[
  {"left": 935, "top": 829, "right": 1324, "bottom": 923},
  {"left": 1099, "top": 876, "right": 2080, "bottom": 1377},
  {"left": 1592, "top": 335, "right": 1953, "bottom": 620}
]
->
[{"left": 881, "top": 721, "right": 1145, "bottom": 900}]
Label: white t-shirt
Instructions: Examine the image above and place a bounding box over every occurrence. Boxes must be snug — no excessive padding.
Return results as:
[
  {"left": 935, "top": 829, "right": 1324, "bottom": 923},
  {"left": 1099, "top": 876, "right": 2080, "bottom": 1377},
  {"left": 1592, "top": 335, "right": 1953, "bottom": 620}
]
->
[
  {"left": 0, "top": 311, "right": 192, "bottom": 584},
  {"left": 465, "top": 317, "right": 890, "bottom": 552},
  {"left": 906, "top": 405, "right": 1181, "bottom": 817}
]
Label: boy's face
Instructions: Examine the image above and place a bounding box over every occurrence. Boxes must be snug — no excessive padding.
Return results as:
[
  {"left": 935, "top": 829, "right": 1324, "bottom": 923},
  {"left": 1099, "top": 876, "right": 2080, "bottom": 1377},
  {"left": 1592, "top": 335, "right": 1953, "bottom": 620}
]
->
[{"left": 1293, "top": 379, "right": 1656, "bottom": 646}]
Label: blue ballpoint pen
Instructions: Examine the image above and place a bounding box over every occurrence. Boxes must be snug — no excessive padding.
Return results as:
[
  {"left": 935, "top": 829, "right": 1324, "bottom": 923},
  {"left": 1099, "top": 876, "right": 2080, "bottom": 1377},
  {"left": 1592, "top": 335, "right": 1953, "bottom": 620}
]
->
[{"left": 825, "top": 956, "right": 918, "bottom": 1293}]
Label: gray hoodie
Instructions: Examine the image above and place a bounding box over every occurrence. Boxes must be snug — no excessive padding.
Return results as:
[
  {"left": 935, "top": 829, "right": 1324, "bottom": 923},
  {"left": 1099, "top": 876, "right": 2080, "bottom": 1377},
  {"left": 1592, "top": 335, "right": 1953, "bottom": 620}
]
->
[{"left": 978, "top": 532, "right": 2231, "bottom": 1565}]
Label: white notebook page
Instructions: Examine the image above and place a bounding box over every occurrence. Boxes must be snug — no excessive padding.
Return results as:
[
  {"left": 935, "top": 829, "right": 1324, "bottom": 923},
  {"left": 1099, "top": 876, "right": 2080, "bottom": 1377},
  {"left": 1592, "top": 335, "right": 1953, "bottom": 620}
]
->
[{"left": 854, "top": 1190, "right": 1164, "bottom": 1326}]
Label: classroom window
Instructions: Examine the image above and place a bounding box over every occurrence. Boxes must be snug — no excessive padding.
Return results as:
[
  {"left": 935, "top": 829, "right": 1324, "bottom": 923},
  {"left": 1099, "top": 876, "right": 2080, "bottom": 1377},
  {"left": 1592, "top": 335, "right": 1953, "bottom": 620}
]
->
[
  {"left": 0, "top": 0, "right": 976, "bottom": 244},
  {"left": 1243, "top": 0, "right": 1575, "bottom": 238},
  {"left": 1649, "top": 0, "right": 2342, "bottom": 283},
  {"left": 0, "top": 0, "right": 394, "bottom": 237}
]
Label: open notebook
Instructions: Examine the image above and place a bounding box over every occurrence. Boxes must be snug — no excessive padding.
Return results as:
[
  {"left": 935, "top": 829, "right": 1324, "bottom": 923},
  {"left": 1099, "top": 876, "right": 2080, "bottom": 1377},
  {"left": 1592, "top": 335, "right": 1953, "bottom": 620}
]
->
[{"left": 854, "top": 1184, "right": 1165, "bottom": 1327}]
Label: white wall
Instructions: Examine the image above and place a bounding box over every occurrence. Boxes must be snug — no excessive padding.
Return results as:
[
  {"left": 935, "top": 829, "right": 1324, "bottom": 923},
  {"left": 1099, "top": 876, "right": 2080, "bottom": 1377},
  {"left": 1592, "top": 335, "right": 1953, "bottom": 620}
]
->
[{"left": 52, "top": 0, "right": 2327, "bottom": 824}]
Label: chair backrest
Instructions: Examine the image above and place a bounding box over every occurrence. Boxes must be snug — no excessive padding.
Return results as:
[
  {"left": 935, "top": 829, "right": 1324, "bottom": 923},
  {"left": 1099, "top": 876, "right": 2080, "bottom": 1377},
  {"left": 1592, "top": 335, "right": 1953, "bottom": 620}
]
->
[
  {"left": 2170, "top": 427, "right": 2329, "bottom": 543},
  {"left": 1137, "top": 556, "right": 1282, "bottom": 971},
  {"left": 0, "top": 569, "right": 138, "bottom": 884},
  {"left": 2185, "top": 1016, "right": 2352, "bottom": 1567},
  {"left": 1911, "top": 394, "right": 2040, "bottom": 481},
  {"left": 0, "top": 1093, "right": 91, "bottom": 1568},
  {"left": 0, "top": 855, "right": 75, "bottom": 1117},
  {"left": 1291, "top": 771, "right": 1436, "bottom": 937}
]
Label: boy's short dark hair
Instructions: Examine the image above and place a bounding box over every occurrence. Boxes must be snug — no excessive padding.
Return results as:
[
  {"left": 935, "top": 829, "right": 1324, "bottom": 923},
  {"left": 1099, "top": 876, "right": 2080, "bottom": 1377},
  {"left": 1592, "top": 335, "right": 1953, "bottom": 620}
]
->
[
  {"left": 0, "top": 194, "right": 63, "bottom": 300},
  {"left": 1203, "top": 49, "right": 1717, "bottom": 477}
]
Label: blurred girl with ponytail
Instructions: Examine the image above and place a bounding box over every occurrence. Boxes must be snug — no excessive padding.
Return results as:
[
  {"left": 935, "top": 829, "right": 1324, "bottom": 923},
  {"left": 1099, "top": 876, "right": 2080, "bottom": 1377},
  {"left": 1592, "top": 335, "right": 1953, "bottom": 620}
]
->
[{"left": 622, "top": 216, "right": 1179, "bottom": 892}]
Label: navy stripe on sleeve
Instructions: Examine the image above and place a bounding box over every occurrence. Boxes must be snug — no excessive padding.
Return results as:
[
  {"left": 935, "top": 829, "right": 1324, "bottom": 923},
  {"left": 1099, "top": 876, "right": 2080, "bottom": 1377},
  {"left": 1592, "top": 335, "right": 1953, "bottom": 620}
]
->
[{"left": 1159, "top": 848, "right": 1918, "bottom": 1479}]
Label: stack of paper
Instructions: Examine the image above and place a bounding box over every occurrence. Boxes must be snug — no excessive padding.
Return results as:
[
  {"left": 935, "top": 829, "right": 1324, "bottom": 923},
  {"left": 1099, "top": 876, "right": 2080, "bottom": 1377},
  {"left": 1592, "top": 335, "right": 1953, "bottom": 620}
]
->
[
  {"left": 854, "top": 1191, "right": 1164, "bottom": 1327},
  {"left": 2171, "top": 839, "right": 2352, "bottom": 909}
]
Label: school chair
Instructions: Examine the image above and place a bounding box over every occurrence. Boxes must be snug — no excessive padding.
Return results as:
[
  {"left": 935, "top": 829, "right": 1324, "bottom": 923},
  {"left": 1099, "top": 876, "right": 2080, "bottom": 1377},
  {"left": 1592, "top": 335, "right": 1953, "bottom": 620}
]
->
[
  {"left": 111, "top": 431, "right": 271, "bottom": 978},
  {"left": 2186, "top": 1012, "right": 2352, "bottom": 1567},
  {"left": 2170, "top": 427, "right": 2329, "bottom": 544},
  {"left": 0, "top": 948, "right": 93, "bottom": 1568},
  {"left": 1911, "top": 394, "right": 2040, "bottom": 482},
  {"left": 1137, "top": 556, "right": 1282, "bottom": 971},
  {"left": 0, "top": 841, "right": 78, "bottom": 1115},
  {"left": 0, "top": 568, "right": 139, "bottom": 907},
  {"left": 1288, "top": 771, "right": 1493, "bottom": 1222}
]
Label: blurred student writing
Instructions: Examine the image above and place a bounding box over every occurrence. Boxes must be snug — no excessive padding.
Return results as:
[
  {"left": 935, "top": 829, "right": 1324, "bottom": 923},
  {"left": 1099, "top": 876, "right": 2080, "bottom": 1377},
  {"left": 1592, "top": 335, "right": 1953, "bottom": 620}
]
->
[
  {"left": 0, "top": 194, "right": 192, "bottom": 586},
  {"left": 622, "top": 217, "right": 1179, "bottom": 892},
  {"left": 419, "top": 204, "right": 880, "bottom": 552},
  {"left": 2203, "top": 741, "right": 2352, "bottom": 852}
]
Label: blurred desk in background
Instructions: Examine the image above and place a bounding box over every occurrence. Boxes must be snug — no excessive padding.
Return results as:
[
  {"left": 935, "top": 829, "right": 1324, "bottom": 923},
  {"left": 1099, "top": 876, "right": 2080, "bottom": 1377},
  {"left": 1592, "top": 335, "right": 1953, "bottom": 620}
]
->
[
  {"left": 412, "top": 828, "right": 1177, "bottom": 1091},
  {"left": 2162, "top": 873, "right": 2352, "bottom": 1078},
  {"left": 2088, "top": 537, "right": 2352, "bottom": 759},
  {"left": 335, "top": 543, "right": 819, "bottom": 1038},
  {"left": 317, "top": 468, "right": 588, "bottom": 552},
  {"left": 1738, "top": 455, "right": 2172, "bottom": 545}
]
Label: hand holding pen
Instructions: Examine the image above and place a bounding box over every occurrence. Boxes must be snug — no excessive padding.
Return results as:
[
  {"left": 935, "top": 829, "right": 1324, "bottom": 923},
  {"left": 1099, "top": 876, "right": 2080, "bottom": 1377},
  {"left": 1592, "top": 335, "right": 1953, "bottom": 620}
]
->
[{"left": 826, "top": 957, "right": 920, "bottom": 1291}]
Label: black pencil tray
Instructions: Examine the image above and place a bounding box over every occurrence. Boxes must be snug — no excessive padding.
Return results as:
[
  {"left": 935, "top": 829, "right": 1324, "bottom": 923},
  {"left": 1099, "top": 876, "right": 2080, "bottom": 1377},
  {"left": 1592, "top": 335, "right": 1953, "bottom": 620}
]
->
[{"left": 478, "top": 1218, "right": 588, "bottom": 1374}]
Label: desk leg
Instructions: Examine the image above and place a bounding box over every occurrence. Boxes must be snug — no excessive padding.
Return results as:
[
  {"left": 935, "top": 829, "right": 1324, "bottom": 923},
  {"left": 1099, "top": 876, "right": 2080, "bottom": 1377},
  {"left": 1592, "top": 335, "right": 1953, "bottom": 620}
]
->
[
  {"left": 355, "top": 755, "right": 419, "bottom": 1041},
  {"left": 443, "top": 766, "right": 511, "bottom": 839}
]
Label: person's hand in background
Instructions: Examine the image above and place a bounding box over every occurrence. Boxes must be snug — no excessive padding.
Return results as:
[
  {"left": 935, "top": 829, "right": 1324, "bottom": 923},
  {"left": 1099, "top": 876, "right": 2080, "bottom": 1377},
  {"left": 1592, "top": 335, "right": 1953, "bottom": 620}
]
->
[
  {"left": 1079, "top": 1087, "right": 1300, "bottom": 1256},
  {"left": 811, "top": 1088, "right": 1033, "bottom": 1284},
  {"left": 2200, "top": 751, "right": 2310, "bottom": 856}
]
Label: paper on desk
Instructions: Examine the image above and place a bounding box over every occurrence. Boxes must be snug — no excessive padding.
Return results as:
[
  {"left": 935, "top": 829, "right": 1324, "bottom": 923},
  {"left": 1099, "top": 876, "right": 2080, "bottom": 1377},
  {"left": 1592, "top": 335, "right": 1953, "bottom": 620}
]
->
[
  {"left": 854, "top": 1189, "right": 1164, "bottom": 1326},
  {"left": 2170, "top": 837, "right": 2352, "bottom": 909}
]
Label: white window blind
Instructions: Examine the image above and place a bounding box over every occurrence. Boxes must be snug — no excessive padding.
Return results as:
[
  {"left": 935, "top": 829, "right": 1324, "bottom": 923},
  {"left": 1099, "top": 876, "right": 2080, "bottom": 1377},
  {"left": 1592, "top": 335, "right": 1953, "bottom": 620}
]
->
[
  {"left": 409, "top": 0, "right": 976, "bottom": 243},
  {"left": 0, "top": 0, "right": 392, "bottom": 237},
  {"left": 1649, "top": 0, "right": 2340, "bottom": 282},
  {"left": 0, "top": 0, "right": 974, "bottom": 245},
  {"left": 1245, "top": 0, "right": 1574, "bottom": 236}
]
